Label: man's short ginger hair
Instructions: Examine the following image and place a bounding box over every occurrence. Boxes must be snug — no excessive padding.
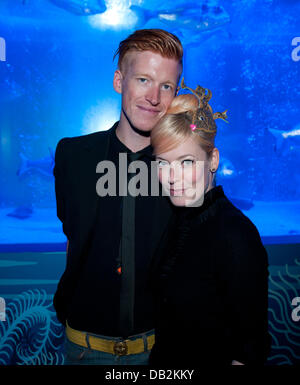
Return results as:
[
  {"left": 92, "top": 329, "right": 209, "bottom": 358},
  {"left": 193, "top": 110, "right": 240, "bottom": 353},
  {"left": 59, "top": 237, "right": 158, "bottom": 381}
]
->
[{"left": 113, "top": 29, "right": 183, "bottom": 72}]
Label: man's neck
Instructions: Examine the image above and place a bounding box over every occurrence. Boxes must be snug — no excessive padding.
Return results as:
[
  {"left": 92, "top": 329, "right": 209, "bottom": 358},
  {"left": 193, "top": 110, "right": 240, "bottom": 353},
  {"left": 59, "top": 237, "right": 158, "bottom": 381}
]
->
[{"left": 116, "top": 120, "right": 151, "bottom": 153}]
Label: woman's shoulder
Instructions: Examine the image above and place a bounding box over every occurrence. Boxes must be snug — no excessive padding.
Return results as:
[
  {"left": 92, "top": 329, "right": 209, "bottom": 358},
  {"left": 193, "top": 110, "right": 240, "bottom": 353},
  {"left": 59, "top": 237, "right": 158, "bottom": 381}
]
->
[
  {"left": 213, "top": 194, "right": 269, "bottom": 276},
  {"left": 215, "top": 194, "right": 262, "bottom": 243}
]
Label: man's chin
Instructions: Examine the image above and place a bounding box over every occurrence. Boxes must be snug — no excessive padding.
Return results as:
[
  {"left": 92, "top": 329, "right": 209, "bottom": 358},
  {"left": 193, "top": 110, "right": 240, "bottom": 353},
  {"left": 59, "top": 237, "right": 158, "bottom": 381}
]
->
[
  {"left": 139, "top": 115, "right": 162, "bottom": 127},
  {"left": 132, "top": 122, "right": 157, "bottom": 135},
  {"left": 134, "top": 115, "right": 162, "bottom": 132}
]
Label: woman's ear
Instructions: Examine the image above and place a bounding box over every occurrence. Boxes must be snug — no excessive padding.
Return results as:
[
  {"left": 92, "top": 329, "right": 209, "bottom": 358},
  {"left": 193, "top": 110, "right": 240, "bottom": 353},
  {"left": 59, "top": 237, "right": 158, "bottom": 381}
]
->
[
  {"left": 210, "top": 148, "right": 219, "bottom": 172},
  {"left": 113, "top": 69, "right": 123, "bottom": 94}
]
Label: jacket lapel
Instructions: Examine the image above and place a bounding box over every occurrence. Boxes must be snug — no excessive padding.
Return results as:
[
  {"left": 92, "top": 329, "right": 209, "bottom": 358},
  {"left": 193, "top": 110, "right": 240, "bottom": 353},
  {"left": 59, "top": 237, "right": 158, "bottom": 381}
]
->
[
  {"left": 148, "top": 195, "right": 174, "bottom": 261},
  {"left": 77, "top": 124, "right": 115, "bottom": 255}
]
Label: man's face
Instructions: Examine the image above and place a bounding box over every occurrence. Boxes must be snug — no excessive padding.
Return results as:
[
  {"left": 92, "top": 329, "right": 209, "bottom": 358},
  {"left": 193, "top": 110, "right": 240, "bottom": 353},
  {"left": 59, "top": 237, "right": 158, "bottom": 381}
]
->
[{"left": 113, "top": 50, "right": 182, "bottom": 132}]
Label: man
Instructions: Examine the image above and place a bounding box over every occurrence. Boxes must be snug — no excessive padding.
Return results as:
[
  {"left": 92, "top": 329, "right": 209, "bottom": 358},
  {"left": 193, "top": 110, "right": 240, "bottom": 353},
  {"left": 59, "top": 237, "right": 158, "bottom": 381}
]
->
[{"left": 53, "top": 29, "right": 183, "bottom": 365}]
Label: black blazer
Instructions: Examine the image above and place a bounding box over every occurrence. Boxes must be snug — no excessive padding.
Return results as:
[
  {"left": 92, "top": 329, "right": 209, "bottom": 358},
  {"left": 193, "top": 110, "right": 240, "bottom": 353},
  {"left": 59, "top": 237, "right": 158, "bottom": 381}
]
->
[{"left": 53, "top": 123, "right": 173, "bottom": 325}]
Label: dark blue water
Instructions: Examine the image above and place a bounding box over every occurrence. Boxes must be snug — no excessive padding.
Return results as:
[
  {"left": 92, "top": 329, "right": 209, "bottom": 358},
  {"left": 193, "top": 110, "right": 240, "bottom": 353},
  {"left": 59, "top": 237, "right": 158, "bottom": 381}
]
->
[
  {"left": 0, "top": 0, "right": 299, "bottom": 366},
  {"left": 1, "top": 0, "right": 299, "bottom": 245}
]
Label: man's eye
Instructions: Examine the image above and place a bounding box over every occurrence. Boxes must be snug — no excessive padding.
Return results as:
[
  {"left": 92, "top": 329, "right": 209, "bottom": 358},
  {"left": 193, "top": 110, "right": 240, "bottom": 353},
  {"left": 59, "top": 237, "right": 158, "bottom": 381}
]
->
[
  {"left": 182, "top": 159, "right": 194, "bottom": 166},
  {"left": 138, "top": 78, "right": 147, "bottom": 83},
  {"left": 162, "top": 84, "right": 172, "bottom": 90}
]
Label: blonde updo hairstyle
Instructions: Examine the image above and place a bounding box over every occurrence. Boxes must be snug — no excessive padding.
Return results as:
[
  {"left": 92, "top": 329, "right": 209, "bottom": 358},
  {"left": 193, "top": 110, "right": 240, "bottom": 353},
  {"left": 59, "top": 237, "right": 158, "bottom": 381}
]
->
[{"left": 151, "top": 93, "right": 216, "bottom": 158}]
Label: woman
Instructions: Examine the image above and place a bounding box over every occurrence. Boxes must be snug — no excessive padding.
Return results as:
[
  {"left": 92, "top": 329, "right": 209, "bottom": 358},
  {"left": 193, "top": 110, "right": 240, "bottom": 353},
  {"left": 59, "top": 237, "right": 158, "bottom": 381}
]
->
[{"left": 148, "top": 79, "right": 271, "bottom": 366}]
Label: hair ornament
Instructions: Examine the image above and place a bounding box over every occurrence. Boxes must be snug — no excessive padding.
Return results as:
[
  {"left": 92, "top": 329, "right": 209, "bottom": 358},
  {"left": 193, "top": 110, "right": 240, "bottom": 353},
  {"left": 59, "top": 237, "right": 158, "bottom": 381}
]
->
[{"left": 178, "top": 77, "right": 228, "bottom": 134}]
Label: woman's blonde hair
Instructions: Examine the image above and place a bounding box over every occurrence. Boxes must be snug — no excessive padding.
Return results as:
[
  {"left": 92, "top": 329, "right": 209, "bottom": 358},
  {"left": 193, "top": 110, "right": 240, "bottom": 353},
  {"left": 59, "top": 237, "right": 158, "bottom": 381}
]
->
[{"left": 151, "top": 94, "right": 216, "bottom": 158}]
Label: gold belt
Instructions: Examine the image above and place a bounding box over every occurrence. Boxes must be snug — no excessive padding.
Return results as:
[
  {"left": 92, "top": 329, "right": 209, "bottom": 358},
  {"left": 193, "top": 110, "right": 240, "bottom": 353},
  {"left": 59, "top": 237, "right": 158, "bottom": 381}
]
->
[{"left": 66, "top": 322, "right": 155, "bottom": 356}]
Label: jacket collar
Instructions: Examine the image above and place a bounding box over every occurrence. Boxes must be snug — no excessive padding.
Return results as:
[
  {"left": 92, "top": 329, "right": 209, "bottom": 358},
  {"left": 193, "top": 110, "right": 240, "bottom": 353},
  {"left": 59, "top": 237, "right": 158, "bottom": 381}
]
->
[{"left": 172, "top": 185, "right": 225, "bottom": 221}]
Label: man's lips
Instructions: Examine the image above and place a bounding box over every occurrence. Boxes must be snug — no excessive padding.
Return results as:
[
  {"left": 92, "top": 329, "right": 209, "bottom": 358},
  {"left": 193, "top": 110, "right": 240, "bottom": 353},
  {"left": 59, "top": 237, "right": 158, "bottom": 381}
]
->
[{"left": 137, "top": 105, "right": 161, "bottom": 114}]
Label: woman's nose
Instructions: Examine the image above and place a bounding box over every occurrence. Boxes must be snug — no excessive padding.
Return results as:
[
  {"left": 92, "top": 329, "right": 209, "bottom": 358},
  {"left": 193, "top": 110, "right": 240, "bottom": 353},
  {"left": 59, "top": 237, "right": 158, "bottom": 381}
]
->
[
  {"left": 168, "top": 163, "right": 181, "bottom": 184},
  {"left": 168, "top": 167, "right": 175, "bottom": 184}
]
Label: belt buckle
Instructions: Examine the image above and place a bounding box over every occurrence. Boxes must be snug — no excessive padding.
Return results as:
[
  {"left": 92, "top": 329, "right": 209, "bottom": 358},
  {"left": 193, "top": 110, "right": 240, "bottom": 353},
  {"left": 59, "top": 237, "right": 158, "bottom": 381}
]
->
[{"left": 114, "top": 340, "right": 128, "bottom": 356}]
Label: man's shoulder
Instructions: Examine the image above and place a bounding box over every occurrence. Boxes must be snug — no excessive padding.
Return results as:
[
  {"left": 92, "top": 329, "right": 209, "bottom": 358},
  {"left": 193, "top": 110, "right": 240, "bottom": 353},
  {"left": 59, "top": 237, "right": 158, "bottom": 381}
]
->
[
  {"left": 56, "top": 124, "right": 117, "bottom": 154},
  {"left": 60, "top": 127, "right": 112, "bottom": 147}
]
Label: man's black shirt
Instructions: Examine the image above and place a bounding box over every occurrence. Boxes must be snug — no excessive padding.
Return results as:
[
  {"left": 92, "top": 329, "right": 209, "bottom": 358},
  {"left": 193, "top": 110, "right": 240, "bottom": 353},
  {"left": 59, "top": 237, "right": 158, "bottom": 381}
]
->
[{"left": 66, "top": 126, "right": 168, "bottom": 337}]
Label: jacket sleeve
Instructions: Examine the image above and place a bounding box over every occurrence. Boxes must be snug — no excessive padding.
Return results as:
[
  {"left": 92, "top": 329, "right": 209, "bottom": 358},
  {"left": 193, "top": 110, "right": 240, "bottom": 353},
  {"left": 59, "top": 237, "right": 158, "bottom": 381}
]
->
[
  {"left": 219, "top": 214, "right": 271, "bottom": 365},
  {"left": 53, "top": 138, "right": 69, "bottom": 238},
  {"left": 53, "top": 138, "right": 70, "bottom": 325}
]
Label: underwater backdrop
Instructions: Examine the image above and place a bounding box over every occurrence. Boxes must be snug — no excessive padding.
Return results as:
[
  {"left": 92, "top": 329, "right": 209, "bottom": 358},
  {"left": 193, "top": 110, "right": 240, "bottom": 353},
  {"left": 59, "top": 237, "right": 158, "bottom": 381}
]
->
[{"left": 0, "top": 0, "right": 299, "bottom": 365}]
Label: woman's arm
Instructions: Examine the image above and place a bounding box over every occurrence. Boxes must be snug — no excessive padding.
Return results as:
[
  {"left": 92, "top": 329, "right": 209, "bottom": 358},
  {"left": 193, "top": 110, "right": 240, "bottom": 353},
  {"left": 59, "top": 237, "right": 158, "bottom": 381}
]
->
[{"left": 219, "top": 215, "right": 271, "bottom": 365}]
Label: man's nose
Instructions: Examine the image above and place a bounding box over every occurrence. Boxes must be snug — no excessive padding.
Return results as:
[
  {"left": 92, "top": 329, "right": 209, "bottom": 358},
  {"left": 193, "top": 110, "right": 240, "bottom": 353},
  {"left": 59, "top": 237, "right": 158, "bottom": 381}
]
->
[{"left": 145, "top": 85, "right": 160, "bottom": 106}]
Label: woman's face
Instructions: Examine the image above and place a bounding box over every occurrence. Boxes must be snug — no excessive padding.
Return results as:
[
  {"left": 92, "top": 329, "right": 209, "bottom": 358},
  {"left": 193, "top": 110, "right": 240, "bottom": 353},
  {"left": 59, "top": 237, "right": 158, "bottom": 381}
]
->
[{"left": 156, "top": 136, "right": 214, "bottom": 207}]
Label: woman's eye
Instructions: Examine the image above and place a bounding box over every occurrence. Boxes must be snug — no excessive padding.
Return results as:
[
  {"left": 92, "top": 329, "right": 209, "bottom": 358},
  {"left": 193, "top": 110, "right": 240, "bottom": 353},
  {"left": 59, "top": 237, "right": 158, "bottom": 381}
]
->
[
  {"left": 157, "top": 160, "right": 168, "bottom": 167},
  {"left": 182, "top": 159, "right": 194, "bottom": 166}
]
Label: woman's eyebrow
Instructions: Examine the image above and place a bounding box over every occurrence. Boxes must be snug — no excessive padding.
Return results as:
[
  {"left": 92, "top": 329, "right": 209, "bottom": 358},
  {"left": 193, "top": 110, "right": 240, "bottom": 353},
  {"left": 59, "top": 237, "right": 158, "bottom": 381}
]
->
[
  {"left": 156, "top": 154, "right": 195, "bottom": 161},
  {"left": 156, "top": 156, "right": 167, "bottom": 160},
  {"left": 176, "top": 154, "right": 195, "bottom": 160}
]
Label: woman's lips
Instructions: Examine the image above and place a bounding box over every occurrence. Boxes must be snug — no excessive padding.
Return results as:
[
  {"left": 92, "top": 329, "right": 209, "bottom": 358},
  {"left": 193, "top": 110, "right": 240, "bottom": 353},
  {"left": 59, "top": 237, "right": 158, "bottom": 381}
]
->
[
  {"left": 170, "top": 188, "right": 185, "bottom": 196},
  {"left": 169, "top": 187, "right": 195, "bottom": 197}
]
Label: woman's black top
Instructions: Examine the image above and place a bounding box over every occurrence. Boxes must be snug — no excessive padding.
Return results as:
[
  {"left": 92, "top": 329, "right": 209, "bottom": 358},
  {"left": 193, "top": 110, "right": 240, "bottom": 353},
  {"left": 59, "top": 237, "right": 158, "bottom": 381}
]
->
[{"left": 148, "top": 185, "right": 271, "bottom": 366}]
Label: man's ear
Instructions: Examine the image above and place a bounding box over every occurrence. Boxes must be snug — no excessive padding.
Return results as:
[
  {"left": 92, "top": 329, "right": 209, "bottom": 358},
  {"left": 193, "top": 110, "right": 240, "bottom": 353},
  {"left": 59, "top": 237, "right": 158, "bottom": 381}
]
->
[
  {"left": 210, "top": 147, "right": 220, "bottom": 172},
  {"left": 113, "top": 69, "right": 123, "bottom": 94}
]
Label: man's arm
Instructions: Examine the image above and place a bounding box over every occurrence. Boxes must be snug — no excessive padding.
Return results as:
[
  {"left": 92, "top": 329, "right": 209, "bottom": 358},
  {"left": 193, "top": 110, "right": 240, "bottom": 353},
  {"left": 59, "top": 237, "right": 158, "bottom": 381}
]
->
[{"left": 53, "top": 138, "right": 71, "bottom": 240}]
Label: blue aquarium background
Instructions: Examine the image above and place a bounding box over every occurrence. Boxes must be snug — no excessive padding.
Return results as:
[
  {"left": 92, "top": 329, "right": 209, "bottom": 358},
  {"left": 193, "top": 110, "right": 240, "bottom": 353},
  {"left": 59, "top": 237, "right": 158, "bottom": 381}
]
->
[{"left": 0, "top": 0, "right": 299, "bottom": 365}]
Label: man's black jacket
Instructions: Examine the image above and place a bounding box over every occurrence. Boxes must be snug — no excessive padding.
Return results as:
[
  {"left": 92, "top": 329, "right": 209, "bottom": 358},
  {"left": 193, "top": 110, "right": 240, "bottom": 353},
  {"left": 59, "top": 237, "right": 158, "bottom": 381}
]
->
[{"left": 53, "top": 123, "right": 172, "bottom": 326}]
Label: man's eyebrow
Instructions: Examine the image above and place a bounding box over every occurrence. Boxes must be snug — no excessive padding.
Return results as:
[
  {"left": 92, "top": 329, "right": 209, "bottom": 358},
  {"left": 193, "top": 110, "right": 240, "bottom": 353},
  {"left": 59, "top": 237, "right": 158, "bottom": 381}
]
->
[
  {"left": 135, "top": 73, "right": 151, "bottom": 78},
  {"left": 162, "top": 80, "right": 177, "bottom": 86}
]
